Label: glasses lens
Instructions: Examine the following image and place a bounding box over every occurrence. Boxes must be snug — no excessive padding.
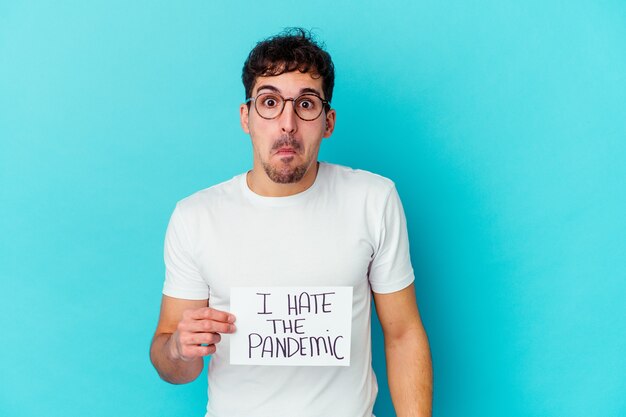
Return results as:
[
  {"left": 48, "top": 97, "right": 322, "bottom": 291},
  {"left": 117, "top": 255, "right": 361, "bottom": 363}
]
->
[
  {"left": 255, "top": 93, "right": 283, "bottom": 119},
  {"left": 294, "top": 94, "right": 324, "bottom": 120}
]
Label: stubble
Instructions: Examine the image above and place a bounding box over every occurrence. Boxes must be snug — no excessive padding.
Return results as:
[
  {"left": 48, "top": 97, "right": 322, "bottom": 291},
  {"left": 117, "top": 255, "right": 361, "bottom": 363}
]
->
[{"left": 262, "top": 135, "right": 310, "bottom": 184}]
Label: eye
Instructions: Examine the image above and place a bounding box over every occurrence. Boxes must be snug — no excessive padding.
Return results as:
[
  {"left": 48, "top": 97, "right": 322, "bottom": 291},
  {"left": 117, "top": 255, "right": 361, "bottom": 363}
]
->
[
  {"left": 260, "top": 94, "right": 280, "bottom": 108},
  {"left": 297, "top": 96, "right": 318, "bottom": 110}
]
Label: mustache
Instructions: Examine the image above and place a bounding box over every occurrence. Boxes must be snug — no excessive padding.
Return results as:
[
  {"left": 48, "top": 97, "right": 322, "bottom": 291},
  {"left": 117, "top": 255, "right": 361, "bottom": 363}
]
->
[{"left": 271, "top": 135, "right": 303, "bottom": 152}]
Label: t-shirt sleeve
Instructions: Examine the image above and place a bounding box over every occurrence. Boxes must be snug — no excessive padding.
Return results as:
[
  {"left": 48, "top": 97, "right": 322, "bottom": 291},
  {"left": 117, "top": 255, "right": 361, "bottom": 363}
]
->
[
  {"left": 368, "top": 185, "right": 415, "bottom": 294},
  {"left": 162, "top": 204, "right": 210, "bottom": 300}
]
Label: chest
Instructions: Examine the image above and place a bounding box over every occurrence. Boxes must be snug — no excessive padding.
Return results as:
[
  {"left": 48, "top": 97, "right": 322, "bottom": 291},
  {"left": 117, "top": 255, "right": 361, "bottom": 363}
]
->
[{"left": 192, "top": 203, "right": 376, "bottom": 307}]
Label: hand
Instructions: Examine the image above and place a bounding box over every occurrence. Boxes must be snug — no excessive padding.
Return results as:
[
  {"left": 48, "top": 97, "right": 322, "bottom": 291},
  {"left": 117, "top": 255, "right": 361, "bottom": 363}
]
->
[{"left": 168, "top": 307, "right": 236, "bottom": 362}]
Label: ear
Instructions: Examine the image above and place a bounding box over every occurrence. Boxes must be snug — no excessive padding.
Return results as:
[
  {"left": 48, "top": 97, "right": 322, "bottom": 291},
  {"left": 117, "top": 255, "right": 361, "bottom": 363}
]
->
[
  {"left": 323, "top": 108, "right": 336, "bottom": 138},
  {"left": 240, "top": 103, "right": 250, "bottom": 134}
]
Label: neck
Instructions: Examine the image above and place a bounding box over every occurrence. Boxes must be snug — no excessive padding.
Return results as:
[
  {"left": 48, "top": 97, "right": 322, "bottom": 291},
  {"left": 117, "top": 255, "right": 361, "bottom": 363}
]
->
[{"left": 247, "top": 162, "right": 320, "bottom": 197}]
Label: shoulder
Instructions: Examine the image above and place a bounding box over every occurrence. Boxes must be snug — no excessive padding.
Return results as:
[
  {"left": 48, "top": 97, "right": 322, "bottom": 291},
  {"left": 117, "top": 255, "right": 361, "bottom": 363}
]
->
[
  {"left": 321, "top": 162, "right": 396, "bottom": 197},
  {"left": 174, "top": 173, "right": 245, "bottom": 215}
]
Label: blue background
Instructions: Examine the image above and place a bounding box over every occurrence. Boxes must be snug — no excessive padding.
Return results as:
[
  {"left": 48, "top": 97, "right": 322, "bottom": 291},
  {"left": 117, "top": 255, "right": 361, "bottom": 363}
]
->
[{"left": 1, "top": 1, "right": 625, "bottom": 416}]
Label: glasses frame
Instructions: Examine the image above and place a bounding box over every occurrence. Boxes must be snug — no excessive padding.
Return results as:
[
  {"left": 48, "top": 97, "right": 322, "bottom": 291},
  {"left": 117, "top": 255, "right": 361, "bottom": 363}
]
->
[{"left": 246, "top": 92, "right": 331, "bottom": 121}]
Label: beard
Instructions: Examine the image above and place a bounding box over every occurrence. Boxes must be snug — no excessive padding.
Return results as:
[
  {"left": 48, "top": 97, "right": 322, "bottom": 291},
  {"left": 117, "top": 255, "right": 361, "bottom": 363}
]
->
[
  {"left": 262, "top": 135, "right": 310, "bottom": 184},
  {"left": 263, "top": 160, "right": 308, "bottom": 184}
]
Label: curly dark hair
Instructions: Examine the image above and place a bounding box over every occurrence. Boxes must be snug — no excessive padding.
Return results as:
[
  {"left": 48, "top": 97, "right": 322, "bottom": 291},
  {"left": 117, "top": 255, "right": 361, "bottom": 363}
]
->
[{"left": 242, "top": 28, "right": 335, "bottom": 104}]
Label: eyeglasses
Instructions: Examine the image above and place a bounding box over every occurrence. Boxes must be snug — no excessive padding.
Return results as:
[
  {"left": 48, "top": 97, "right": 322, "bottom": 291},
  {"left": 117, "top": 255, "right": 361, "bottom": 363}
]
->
[{"left": 246, "top": 92, "right": 330, "bottom": 121}]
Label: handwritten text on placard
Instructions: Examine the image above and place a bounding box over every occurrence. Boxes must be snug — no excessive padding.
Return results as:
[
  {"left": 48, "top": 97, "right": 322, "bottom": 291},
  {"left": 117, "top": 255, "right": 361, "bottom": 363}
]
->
[{"left": 229, "top": 287, "right": 353, "bottom": 366}]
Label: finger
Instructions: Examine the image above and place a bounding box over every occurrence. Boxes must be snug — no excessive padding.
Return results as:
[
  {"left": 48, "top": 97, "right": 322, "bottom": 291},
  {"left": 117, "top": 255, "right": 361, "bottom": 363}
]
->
[
  {"left": 184, "top": 332, "right": 221, "bottom": 346},
  {"left": 178, "top": 331, "right": 222, "bottom": 346},
  {"left": 180, "top": 319, "right": 236, "bottom": 334},
  {"left": 179, "top": 344, "right": 216, "bottom": 360},
  {"left": 186, "top": 307, "right": 236, "bottom": 323}
]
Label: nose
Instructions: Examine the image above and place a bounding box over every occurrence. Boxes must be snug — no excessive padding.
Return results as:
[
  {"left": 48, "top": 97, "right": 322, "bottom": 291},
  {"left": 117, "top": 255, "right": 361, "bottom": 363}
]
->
[{"left": 279, "top": 100, "right": 298, "bottom": 134}]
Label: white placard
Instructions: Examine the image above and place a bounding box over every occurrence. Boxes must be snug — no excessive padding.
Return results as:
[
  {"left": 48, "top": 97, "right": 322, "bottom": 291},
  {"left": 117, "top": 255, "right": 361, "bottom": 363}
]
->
[{"left": 229, "top": 286, "right": 353, "bottom": 366}]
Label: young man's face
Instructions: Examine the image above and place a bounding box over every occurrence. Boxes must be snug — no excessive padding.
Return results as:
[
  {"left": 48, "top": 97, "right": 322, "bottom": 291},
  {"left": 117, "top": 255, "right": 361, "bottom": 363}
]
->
[{"left": 240, "top": 71, "right": 336, "bottom": 184}]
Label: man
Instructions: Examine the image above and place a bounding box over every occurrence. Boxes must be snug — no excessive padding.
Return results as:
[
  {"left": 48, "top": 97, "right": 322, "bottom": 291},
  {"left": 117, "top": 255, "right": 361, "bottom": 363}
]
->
[{"left": 150, "top": 28, "right": 433, "bottom": 417}]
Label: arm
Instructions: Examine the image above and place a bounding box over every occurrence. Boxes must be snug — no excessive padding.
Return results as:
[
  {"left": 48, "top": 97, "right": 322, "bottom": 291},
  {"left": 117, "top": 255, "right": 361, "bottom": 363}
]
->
[
  {"left": 150, "top": 295, "right": 236, "bottom": 384},
  {"left": 373, "top": 283, "right": 433, "bottom": 417}
]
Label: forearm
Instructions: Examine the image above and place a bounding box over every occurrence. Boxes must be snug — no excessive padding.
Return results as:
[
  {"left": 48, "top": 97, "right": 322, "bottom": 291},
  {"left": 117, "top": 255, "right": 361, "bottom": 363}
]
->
[
  {"left": 385, "top": 327, "right": 433, "bottom": 417},
  {"left": 150, "top": 333, "right": 204, "bottom": 384}
]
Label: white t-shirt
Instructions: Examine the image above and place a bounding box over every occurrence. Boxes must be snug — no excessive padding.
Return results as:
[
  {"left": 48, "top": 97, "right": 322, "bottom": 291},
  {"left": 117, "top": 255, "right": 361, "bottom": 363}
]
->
[{"left": 163, "top": 162, "right": 415, "bottom": 417}]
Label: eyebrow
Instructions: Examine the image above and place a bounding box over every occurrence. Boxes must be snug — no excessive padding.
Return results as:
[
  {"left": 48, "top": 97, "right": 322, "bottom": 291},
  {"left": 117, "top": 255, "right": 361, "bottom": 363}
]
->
[{"left": 255, "top": 84, "right": 324, "bottom": 98}]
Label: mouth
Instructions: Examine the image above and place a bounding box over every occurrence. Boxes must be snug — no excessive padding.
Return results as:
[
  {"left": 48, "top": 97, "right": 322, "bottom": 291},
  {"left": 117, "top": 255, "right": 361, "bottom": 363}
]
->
[{"left": 275, "top": 147, "right": 298, "bottom": 156}]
